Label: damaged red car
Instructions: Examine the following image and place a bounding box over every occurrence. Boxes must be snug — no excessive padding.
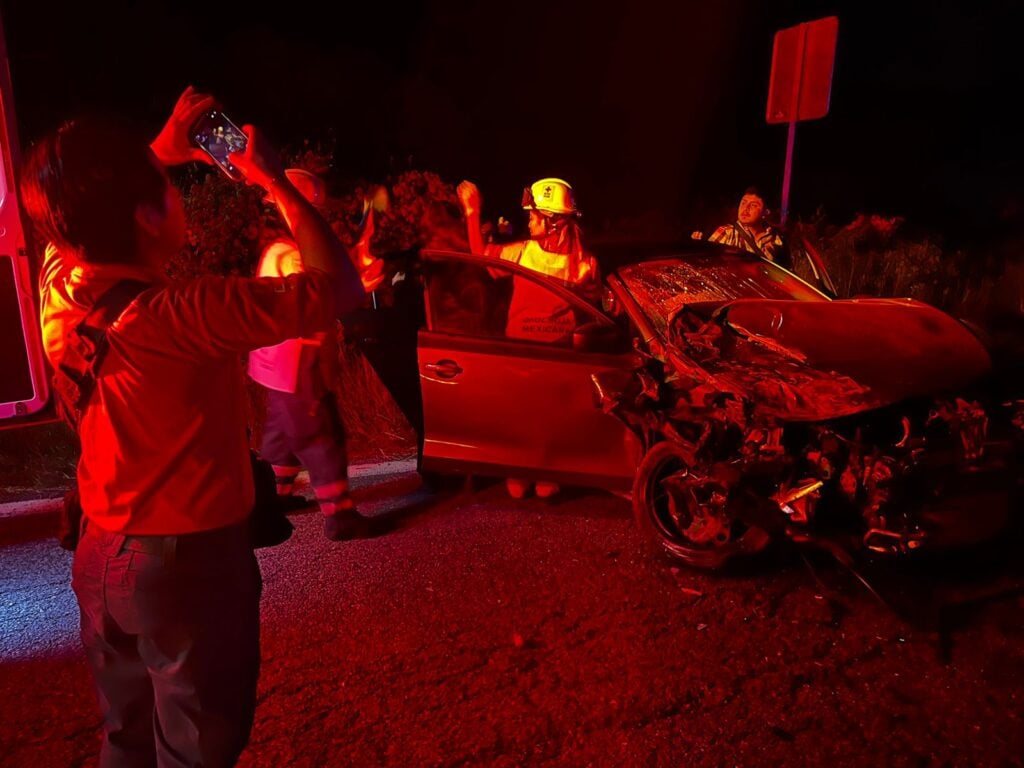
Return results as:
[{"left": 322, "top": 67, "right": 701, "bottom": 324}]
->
[{"left": 364, "top": 242, "right": 1022, "bottom": 569}]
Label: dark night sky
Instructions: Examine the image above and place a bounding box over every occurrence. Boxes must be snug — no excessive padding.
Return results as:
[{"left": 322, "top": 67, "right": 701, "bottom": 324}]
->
[{"left": 1, "top": 0, "right": 1020, "bottom": 244}]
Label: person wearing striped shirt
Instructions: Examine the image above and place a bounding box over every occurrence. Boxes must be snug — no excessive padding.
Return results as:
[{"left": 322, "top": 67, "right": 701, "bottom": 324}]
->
[{"left": 694, "top": 187, "right": 787, "bottom": 265}]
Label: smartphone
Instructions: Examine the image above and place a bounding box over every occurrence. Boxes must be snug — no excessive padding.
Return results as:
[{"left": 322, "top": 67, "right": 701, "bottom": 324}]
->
[{"left": 191, "top": 109, "right": 248, "bottom": 180}]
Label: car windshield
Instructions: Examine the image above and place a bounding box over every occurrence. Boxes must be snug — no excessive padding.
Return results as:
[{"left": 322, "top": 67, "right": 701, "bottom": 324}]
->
[{"left": 617, "top": 253, "right": 827, "bottom": 332}]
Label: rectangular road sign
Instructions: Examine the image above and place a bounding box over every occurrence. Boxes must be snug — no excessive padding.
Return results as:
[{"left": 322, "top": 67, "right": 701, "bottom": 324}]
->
[{"left": 767, "top": 15, "right": 838, "bottom": 124}]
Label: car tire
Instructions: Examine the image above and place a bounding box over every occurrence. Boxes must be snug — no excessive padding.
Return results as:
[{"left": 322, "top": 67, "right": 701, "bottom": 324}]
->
[{"left": 632, "top": 441, "right": 771, "bottom": 569}]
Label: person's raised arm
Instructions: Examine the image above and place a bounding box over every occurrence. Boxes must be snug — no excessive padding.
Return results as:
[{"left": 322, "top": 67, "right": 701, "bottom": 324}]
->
[
  {"left": 230, "top": 126, "right": 365, "bottom": 315},
  {"left": 149, "top": 85, "right": 217, "bottom": 167},
  {"left": 457, "top": 180, "right": 486, "bottom": 255}
]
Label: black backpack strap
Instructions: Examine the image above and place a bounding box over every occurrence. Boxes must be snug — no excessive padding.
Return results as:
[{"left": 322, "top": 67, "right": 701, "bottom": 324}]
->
[{"left": 54, "top": 279, "right": 151, "bottom": 429}]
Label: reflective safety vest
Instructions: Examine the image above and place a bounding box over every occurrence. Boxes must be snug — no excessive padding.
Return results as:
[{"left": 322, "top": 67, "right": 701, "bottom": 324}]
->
[{"left": 489, "top": 240, "right": 597, "bottom": 343}]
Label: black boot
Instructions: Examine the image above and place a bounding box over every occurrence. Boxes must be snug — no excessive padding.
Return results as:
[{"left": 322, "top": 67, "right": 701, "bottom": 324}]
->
[{"left": 323, "top": 509, "right": 374, "bottom": 541}]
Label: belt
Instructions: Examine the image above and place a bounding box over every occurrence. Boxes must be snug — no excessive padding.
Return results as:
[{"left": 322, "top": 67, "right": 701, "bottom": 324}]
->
[
  {"left": 119, "top": 520, "right": 250, "bottom": 560},
  {"left": 121, "top": 536, "right": 177, "bottom": 555}
]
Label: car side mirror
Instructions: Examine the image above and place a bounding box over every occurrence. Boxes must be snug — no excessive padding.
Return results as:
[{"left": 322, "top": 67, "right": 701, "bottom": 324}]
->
[{"left": 573, "top": 320, "right": 628, "bottom": 354}]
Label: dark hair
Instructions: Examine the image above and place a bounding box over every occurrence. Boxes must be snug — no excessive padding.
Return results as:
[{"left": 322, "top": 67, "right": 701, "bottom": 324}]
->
[
  {"left": 19, "top": 115, "right": 168, "bottom": 264},
  {"left": 742, "top": 186, "right": 765, "bottom": 200}
]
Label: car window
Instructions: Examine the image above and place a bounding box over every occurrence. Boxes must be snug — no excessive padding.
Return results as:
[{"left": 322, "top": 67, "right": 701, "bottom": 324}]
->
[
  {"left": 618, "top": 254, "right": 827, "bottom": 332},
  {"left": 425, "top": 259, "right": 511, "bottom": 337},
  {"left": 424, "top": 257, "right": 595, "bottom": 347}
]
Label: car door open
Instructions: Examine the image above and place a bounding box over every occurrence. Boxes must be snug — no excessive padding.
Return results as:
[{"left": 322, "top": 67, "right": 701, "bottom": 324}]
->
[{"left": 417, "top": 251, "right": 642, "bottom": 492}]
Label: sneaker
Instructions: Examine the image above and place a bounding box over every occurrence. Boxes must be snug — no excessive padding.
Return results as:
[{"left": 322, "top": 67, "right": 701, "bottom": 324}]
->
[
  {"left": 324, "top": 510, "right": 374, "bottom": 541},
  {"left": 505, "top": 478, "right": 531, "bottom": 499},
  {"left": 534, "top": 481, "right": 560, "bottom": 499}
]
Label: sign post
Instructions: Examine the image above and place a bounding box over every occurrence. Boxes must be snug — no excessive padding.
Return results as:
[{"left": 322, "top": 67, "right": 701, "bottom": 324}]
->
[{"left": 766, "top": 16, "right": 839, "bottom": 226}]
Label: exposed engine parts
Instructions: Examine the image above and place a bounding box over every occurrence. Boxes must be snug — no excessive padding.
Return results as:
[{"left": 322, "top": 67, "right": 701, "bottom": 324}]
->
[{"left": 606, "top": 320, "right": 1021, "bottom": 565}]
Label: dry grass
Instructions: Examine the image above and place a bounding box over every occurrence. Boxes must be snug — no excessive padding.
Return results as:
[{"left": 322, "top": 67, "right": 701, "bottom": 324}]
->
[{"left": 330, "top": 338, "right": 417, "bottom": 462}]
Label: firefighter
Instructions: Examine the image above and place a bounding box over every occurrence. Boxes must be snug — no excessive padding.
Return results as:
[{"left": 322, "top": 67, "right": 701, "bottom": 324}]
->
[
  {"left": 456, "top": 177, "right": 600, "bottom": 499},
  {"left": 458, "top": 177, "right": 597, "bottom": 283}
]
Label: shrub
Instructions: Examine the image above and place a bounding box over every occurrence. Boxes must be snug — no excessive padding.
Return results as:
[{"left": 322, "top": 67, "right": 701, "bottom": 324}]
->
[{"left": 789, "top": 214, "right": 998, "bottom": 321}]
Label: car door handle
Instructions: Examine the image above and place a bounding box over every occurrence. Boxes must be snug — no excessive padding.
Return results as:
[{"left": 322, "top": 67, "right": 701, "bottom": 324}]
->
[{"left": 424, "top": 359, "right": 463, "bottom": 378}]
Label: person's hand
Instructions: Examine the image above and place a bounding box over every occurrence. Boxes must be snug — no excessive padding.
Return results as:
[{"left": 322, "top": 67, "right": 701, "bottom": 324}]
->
[
  {"left": 228, "top": 125, "right": 286, "bottom": 192},
  {"left": 691, "top": 230, "right": 704, "bottom": 240},
  {"left": 359, "top": 257, "right": 387, "bottom": 292},
  {"left": 368, "top": 185, "right": 390, "bottom": 213},
  {"left": 457, "top": 180, "right": 481, "bottom": 217},
  {"left": 355, "top": 206, "right": 376, "bottom": 268},
  {"left": 150, "top": 85, "right": 217, "bottom": 167}
]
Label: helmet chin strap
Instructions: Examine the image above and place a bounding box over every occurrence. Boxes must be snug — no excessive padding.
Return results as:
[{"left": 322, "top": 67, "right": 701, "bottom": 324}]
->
[{"left": 542, "top": 214, "right": 565, "bottom": 236}]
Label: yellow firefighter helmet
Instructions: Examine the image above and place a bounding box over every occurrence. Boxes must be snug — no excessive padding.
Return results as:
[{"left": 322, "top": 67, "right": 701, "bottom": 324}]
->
[{"left": 522, "top": 177, "right": 578, "bottom": 216}]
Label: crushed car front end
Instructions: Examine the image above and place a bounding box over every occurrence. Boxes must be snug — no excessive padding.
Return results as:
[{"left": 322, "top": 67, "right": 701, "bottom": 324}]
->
[{"left": 599, "top": 249, "right": 1023, "bottom": 566}]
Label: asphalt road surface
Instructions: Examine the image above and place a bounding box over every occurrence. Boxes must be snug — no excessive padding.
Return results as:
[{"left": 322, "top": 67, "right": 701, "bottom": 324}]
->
[{"left": 2, "top": 465, "right": 1023, "bottom": 767}]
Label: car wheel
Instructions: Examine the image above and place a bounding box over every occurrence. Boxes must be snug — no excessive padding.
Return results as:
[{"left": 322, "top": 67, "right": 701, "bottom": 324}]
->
[{"left": 632, "top": 441, "right": 770, "bottom": 569}]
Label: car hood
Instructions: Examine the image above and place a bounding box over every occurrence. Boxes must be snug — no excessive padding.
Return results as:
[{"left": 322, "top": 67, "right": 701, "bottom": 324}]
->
[{"left": 666, "top": 297, "right": 993, "bottom": 422}]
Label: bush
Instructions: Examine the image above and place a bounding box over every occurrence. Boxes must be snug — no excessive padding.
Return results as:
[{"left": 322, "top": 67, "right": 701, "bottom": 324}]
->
[
  {"left": 0, "top": 422, "right": 78, "bottom": 501},
  {"left": 789, "top": 214, "right": 1000, "bottom": 321}
]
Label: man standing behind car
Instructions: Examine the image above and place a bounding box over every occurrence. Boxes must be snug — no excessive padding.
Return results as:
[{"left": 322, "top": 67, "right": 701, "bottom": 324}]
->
[
  {"left": 693, "top": 186, "right": 789, "bottom": 266},
  {"left": 20, "top": 87, "right": 365, "bottom": 767}
]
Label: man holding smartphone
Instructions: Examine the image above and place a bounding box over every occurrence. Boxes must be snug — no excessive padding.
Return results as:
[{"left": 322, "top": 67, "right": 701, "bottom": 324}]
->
[{"left": 22, "top": 86, "right": 365, "bottom": 767}]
